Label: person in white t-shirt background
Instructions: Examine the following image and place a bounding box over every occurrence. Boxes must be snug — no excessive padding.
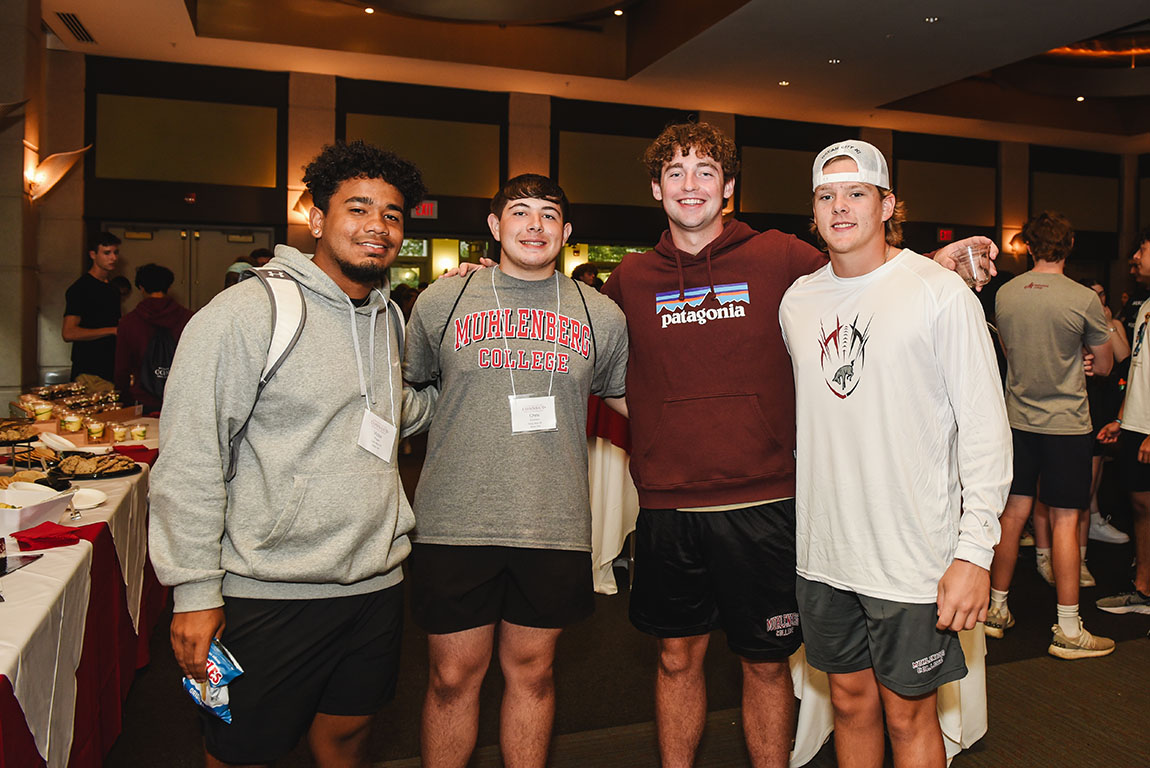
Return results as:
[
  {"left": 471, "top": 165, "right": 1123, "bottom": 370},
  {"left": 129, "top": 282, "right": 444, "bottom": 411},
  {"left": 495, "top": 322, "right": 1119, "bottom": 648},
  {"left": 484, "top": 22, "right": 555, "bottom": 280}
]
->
[{"left": 779, "top": 140, "right": 1012, "bottom": 768}]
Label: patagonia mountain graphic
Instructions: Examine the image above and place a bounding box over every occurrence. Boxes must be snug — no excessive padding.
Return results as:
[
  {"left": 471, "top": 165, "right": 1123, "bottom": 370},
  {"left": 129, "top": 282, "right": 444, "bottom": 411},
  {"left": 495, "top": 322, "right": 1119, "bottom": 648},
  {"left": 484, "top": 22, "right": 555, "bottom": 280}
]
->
[
  {"left": 819, "top": 314, "right": 871, "bottom": 398},
  {"left": 656, "top": 282, "right": 750, "bottom": 329}
]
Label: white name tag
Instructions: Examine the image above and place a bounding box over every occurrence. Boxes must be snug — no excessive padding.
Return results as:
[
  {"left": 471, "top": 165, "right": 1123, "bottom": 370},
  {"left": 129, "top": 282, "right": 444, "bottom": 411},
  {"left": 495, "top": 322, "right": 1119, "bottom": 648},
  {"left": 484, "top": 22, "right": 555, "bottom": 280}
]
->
[
  {"left": 509, "top": 394, "right": 558, "bottom": 434},
  {"left": 358, "top": 408, "right": 397, "bottom": 461}
]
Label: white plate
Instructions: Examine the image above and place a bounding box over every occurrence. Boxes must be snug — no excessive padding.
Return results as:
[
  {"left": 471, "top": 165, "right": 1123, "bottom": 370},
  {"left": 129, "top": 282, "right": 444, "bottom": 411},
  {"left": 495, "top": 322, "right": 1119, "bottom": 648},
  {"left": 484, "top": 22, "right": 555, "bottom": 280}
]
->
[
  {"left": 72, "top": 488, "right": 107, "bottom": 510},
  {"left": 8, "top": 482, "right": 54, "bottom": 494}
]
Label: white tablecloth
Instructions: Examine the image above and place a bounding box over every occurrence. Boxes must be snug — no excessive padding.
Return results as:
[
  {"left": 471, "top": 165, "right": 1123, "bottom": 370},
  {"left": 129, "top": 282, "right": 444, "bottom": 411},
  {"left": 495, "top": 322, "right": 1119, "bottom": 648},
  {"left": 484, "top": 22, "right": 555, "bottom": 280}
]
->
[{"left": 0, "top": 464, "right": 150, "bottom": 767}]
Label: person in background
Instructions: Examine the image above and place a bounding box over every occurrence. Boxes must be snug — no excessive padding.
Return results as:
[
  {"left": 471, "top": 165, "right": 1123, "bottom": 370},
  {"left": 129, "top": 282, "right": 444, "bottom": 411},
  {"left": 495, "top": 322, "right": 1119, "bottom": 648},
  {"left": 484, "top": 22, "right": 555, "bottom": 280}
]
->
[
  {"left": 571, "top": 263, "right": 598, "bottom": 287},
  {"left": 989, "top": 211, "right": 1115, "bottom": 658},
  {"left": 1095, "top": 229, "right": 1150, "bottom": 617},
  {"left": 1083, "top": 280, "right": 1131, "bottom": 547},
  {"left": 63, "top": 231, "right": 122, "bottom": 384},
  {"left": 113, "top": 263, "right": 194, "bottom": 413},
  {"left": 111, "top": 275, "right": 132, "bottom": 304},
  {"left": 223, "top": 248, "right": 267, "bottom": 288}
]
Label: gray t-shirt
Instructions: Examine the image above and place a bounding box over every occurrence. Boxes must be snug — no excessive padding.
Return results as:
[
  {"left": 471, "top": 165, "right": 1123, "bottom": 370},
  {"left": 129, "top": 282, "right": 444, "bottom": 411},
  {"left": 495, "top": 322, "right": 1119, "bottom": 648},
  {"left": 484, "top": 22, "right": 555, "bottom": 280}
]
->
[
  {"left": 404, "top": 268, "right": 628, "bottom": 551},
  {"left": 996, "top": 270, "right": 1110, "bottom": 434}
]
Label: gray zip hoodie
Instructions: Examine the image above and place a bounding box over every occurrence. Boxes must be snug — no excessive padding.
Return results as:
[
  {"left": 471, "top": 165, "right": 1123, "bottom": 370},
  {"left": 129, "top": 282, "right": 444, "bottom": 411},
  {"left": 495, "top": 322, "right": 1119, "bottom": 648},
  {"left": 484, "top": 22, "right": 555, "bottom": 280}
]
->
[{"left": 150, "top": 246, "right": 436, "bottom": 612}]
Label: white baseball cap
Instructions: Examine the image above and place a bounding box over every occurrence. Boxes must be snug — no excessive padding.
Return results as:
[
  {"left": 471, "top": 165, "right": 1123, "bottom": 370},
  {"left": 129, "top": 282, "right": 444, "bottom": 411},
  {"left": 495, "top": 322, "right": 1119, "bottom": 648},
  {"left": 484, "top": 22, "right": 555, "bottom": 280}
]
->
[{"left": 812, "top": 140, "right": 890, "bottom": 191}]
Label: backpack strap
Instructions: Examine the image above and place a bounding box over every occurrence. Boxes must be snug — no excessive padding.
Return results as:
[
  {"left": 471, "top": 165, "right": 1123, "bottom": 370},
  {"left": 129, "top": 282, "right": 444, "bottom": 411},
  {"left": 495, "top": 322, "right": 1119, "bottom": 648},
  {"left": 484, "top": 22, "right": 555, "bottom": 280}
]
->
[
  {"left": 573, "top": 280, "right": 597, "bottom": 367},
  {"left": 225, "top": 268, "right": 306, "bottom": 482}
]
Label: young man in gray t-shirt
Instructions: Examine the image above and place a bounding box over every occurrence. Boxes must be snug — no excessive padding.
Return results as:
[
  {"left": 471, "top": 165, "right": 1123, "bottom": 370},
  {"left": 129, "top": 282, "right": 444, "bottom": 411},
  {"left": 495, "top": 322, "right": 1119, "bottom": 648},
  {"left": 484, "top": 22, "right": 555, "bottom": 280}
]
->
[
  {"left": 403, "top": 174, "right": 628, "bottom": 768},
  {"left": 991, "top": 210, "right": 1114, "bottom": 659}
]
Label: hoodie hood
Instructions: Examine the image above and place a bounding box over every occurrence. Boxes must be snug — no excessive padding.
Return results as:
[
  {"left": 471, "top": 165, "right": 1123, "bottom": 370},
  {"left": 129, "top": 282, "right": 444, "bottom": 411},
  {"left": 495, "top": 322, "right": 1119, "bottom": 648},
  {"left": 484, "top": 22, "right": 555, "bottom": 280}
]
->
[
  {"left": 652, "top": 220, "right": 759, "bottom": 301},
  {"left": 134, "top": 296, "right": 192, "bottom": 330},
  {"left": 272, "top": 244, "right": 392, "bottom": 312}
]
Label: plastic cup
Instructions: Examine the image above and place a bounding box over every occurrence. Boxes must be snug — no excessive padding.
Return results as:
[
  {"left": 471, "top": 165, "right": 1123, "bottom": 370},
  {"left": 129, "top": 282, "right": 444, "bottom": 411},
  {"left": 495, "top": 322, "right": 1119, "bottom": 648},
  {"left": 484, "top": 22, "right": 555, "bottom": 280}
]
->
[
  {"left": 130, "top": 424, "right": 148, "bottom": 440},
  {"left": 61, "top": 413, "right": 83, "bottom": 432},
  {"left": 32, "top": 401, "right": 54, "bottom": 421},
  {"left": 111, "top": 424, "right": 128, "bottom": 442},
  {"left": 86, "top": 421, "right": 105, "bottom": 440},
  {"left": 955, "top": 244, "right": 991, "bottom": 289}
]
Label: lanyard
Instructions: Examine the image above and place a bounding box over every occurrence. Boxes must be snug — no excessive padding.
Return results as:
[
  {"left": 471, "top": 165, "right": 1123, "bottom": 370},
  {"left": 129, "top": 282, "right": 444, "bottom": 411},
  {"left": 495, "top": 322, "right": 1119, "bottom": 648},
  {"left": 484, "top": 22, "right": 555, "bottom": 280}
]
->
[
  {"left": 490, "top": 267, "right": 560, "bottom": 397},
  {"left": 347, "top": 291, "right": 395, "bottom": 422}
]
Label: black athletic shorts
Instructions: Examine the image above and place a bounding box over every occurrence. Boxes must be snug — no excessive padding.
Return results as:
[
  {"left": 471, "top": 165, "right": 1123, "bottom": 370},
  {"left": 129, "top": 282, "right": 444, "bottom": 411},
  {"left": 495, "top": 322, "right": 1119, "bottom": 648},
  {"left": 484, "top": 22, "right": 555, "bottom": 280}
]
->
[
  {"left": 1119, "top": 429, "right": 1150, "bottom": 493},
  {"left": 629, "top": 500, "right": 802, "bottom": 661},
  {"left": 201, "top": 585, "right": 404, "bottom": 765},
  {"left": 797, "top": 577, "right": 967, "bottom": 697},
  {"left": 409, "top": 544, "right": 594, "bottom": 634},
  {"left": 1009, "top": 428, "right": 1093, "bottom": 509}
]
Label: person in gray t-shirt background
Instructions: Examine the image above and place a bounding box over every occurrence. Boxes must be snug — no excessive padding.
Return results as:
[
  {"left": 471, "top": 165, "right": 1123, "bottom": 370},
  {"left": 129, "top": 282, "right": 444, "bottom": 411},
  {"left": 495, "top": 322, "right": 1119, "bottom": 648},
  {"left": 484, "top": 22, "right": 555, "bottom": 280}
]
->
[
  {"left": 403, "top": 174, "right": 628, "bottom": 768},
  {"left": 990, "top": 210, "right": 1115, "bottom": 659}
]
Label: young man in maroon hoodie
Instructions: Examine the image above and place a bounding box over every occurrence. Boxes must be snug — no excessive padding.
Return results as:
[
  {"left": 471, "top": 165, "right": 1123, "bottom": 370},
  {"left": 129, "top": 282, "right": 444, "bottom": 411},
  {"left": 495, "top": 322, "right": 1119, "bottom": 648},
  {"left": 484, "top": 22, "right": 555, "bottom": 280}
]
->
[
  {"left": 113, "top": 262, "right": 194, "bottom": 412},
  {"left": 601, "top": 123, "right": 997, "bottom": 768}
]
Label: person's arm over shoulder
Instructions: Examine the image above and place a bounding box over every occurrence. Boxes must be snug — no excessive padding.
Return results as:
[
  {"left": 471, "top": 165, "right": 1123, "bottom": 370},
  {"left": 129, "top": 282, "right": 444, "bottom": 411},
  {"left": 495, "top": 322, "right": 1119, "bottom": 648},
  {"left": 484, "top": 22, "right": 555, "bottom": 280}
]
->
[
  {"left": 601, "top": 258, "right": 626, "bottom": 310},
  {"left": 149, "top": 294, "right": 268, "bottom": 614},
  {"left": 403, "top": 286, "right": 444, "bottom": 387},
  {"left": 785, "top": 234, "right": 829, "bottom": 281},
  {"left": 934, "top": 285, "right": 1012, "bottom": 571}
]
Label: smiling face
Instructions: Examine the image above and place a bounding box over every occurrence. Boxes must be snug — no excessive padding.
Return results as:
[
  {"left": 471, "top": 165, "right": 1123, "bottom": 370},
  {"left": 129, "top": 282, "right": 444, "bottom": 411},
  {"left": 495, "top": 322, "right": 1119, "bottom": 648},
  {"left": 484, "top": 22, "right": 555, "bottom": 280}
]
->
[
  {"left": 812, "top": 156, "right": 895, "bottom": 259},
  {"left": 487, "top": 197, "right": 572, "bottom": 280},
  {"left": 309, "top": 176, "right": 405, "bottom": 298},
  {"left": 652, "top": 148, "right": 735, "bottom": 245}
]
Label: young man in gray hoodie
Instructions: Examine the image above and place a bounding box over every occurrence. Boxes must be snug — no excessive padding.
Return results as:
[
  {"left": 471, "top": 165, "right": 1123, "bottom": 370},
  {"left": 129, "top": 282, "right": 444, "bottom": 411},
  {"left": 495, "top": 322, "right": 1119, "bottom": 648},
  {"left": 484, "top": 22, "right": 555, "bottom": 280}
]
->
[{"left": 150, "top": 140, "right": 437, "bottom": 768}]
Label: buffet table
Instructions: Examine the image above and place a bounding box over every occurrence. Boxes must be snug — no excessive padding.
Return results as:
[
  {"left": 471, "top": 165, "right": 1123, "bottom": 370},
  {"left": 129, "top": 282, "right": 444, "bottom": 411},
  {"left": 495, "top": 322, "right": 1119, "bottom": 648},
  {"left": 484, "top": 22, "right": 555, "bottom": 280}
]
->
[
  {"left": 0, "top": 463, "right": 165, "bottom": 768},
  {"left": 583, "top": 396, "right": 989, "bottom": 765}
]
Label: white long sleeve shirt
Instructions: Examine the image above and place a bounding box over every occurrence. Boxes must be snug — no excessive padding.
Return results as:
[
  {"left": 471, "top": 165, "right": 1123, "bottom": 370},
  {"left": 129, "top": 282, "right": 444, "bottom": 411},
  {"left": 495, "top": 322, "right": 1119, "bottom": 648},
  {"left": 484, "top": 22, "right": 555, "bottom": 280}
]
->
[{"left": 779, "top": 250, "right": 1011, "bottom": 603}]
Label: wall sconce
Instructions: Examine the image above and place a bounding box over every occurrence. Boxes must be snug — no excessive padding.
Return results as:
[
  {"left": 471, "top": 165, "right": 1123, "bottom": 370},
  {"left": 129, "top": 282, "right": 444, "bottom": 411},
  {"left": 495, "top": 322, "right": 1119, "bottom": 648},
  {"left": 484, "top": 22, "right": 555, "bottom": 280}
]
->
[
  {"left": 25, "top": 144, "right": 91, "bottom": 201},
  {"left": 289, "top": 189, "right": 314, "bottom": 224}
]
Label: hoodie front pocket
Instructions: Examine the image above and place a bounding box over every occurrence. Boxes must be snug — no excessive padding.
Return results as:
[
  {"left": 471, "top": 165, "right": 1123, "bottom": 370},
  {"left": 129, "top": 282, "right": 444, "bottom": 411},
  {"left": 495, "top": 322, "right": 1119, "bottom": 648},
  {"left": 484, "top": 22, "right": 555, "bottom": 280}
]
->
[
  {"left": 638, "top": 393, "right": 788, "bottom": 488},
  {"left": 249, "top": 470, "right": 404, "bottom": 584}
]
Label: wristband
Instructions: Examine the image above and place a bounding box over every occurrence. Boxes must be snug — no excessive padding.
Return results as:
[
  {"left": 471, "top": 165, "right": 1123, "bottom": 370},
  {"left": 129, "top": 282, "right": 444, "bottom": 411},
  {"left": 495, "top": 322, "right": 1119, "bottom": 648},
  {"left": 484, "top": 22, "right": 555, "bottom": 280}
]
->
[{"left": 1115, "top": 418, "right": 1122, "bottom": 425}]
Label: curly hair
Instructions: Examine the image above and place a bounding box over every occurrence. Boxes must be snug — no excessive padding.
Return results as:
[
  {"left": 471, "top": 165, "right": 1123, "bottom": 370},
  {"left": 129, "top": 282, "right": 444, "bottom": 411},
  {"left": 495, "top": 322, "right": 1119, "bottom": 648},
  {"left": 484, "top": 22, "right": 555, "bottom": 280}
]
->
[
  {"left": 491, "top": 173, "right": 569, "bottom": 220},
  {"left": 643, "top": 122, "right": 739, "bottom": 185},
  {"left": 1023, "top": 210, "right": 1074, "bottom": 262},
  {"left": 808, "top": 190, "right": 907, "bottom": 250},
  {"left": 303, "top": 140, "right": 427, "bottom": 212}
]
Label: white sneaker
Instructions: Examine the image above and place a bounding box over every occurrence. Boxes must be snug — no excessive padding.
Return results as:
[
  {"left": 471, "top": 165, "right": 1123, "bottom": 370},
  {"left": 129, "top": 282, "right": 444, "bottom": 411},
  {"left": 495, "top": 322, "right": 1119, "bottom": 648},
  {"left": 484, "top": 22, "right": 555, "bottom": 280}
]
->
[
  {"left": 1036, "top": 555, "right": 1055, "bottom": 586},
  {"left": 1088, "top": 512, "right": 1130, "bottom": 544},
  {"left": 1080, "top": 561, "right": 1096, "bottom": 587}
]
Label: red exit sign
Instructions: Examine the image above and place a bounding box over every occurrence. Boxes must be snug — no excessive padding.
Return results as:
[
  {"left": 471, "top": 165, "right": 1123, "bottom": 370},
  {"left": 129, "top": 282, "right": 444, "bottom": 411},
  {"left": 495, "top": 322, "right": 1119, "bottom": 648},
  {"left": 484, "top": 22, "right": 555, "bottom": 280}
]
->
[
  {"left": 411, "top": 200, "right": 438, "bottom": 219},
  {"left": 937, "top": 228, "right": 955, "bottom": 242}
]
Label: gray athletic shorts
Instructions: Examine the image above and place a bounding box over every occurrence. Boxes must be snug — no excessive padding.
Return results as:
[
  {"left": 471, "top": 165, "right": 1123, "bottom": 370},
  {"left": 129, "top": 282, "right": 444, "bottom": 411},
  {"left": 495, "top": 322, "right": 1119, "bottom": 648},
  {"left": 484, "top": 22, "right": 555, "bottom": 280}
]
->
[{"left": 796, "top": 577, "right": 967, "bottom": 697}]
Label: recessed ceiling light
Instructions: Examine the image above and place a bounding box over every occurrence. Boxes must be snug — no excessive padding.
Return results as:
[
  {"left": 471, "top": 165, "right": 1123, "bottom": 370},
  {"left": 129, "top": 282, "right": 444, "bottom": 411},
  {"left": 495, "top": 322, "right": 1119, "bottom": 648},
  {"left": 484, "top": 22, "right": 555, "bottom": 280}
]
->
[
  {"left": 364, "top": 6, "right": 374, "bottom": 13},
  {"left": 828, "top": 58, "right": 841, "bottom": 65},
  {"left": 1076, "top": 96, "right": 1085, "bottom": 102},
  {"left": 924, "top": 16, "right": 939, "bottom": 23},
  {"left": 613, "top": 8, "right": 623, "bottom": 16},
  {"left": 778, "top": 80, "right": 790, "bottom": 86}
]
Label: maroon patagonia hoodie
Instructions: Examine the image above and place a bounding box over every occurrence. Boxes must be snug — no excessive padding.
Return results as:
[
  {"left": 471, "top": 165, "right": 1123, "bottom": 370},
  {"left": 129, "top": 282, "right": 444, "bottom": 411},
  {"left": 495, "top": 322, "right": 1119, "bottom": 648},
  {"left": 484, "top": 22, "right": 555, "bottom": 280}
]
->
[
  {"left": 113, "top": 296, "right": 194, "bottom": 412},
  {"left": 603, "top": 220, "right": 827, "bottom": 510}
]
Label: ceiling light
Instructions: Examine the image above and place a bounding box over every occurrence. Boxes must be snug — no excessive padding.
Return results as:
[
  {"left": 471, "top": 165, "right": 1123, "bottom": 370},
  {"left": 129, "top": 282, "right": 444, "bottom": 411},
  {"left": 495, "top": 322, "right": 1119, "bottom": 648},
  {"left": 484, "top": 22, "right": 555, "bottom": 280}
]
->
[
  {"left": 778, "top": 80, "right": 790, "bottom": 86},
  {"left": 828, "top": 58, "right": 841, "bottom": 65},
  {"left": 613, "top": 8, "right": 623, "bottom": 15},
  {"left": 1076, "top": 96, "right": 1085, "bottom": 102},
  {"left": 924, "top": 16, "right": 939, "bottom": 23},
  {"left": 364, "top": 6, "right": 374, "bottom": 13}
]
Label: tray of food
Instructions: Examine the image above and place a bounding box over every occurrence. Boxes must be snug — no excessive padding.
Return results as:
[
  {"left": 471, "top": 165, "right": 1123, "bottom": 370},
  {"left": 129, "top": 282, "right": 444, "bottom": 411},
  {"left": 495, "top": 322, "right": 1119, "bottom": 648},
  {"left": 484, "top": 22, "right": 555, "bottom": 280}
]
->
[
  {"left": 7, "top": 445, "right": 59, "bottom": 469},
  {"left": 0, "top": 420, "right": 37, "bottom": 446},
  {"left": 50, "top": 452, "right": 140, "bottom": 479},
  {"left": 0, "top": 470, "right": 55, "bottom": 490}
]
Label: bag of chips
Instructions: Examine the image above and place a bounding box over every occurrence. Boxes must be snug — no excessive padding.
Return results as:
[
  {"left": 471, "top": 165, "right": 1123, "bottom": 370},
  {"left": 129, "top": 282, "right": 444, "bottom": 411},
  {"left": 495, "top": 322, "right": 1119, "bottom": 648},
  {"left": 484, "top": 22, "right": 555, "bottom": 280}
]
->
[{"left": 182, "top": 639, "right": 244, "bottom": 723}]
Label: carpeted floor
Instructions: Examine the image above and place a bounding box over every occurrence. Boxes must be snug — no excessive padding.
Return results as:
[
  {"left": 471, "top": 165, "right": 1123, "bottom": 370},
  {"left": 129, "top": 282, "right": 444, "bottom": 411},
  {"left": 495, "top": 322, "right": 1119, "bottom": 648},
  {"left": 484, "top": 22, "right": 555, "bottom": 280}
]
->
[{"left": 104, "top": 439, "right": 1150, "bottom": 767}]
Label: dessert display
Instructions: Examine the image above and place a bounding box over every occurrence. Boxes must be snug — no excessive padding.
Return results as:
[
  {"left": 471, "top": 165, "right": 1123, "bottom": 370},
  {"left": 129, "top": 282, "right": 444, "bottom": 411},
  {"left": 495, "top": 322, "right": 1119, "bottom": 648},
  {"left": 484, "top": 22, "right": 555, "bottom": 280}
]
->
[{"left": 55, "top": 451, "right": 138, "bottom": 478}]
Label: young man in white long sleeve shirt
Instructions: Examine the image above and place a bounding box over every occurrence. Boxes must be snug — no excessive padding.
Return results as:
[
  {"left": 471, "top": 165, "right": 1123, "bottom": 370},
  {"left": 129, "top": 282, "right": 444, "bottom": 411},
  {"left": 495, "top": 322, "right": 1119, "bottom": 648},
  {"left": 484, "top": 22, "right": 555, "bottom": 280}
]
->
[{"left": 779, "top": 140, "right": 1012, "bottom": 768}]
